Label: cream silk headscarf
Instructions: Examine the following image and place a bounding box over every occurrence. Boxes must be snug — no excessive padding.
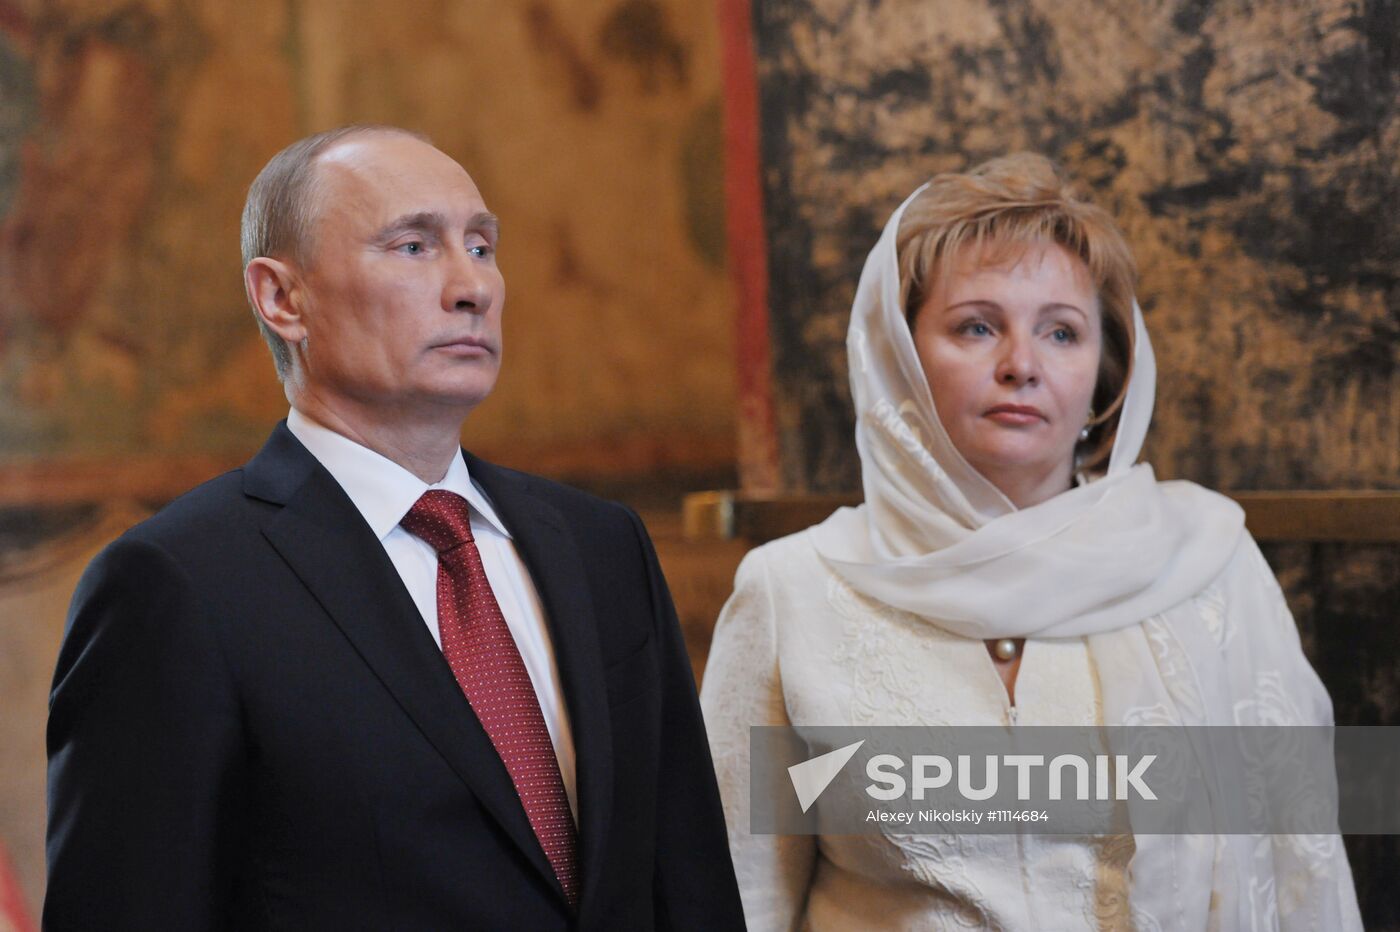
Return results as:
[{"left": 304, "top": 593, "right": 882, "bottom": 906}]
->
[
  {"left": 810, "top": 186, "right": 1360, "bottom": 930},
  {"left": 809, "top": 184, "right": 1244, "bottom": 633}
]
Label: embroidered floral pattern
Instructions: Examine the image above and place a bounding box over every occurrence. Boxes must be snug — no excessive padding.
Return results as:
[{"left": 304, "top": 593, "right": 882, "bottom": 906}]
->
[
  {"left": 1142, "top": 616, "right": 1206, "bottom": 722},
  {"left": 869, "top": 397, "right": 947, "bottom": 482},
  {"left": 1194, "top": 583, "right": 1234, "bottom": 648}
]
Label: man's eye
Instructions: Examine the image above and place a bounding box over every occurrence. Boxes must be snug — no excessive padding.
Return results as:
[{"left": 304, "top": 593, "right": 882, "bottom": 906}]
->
[
  {"left": 398, "top": 242, "right": 425, "bottom": 255},
  {"left": 469, "top": 244, "right": 493, "bottom": 258}
]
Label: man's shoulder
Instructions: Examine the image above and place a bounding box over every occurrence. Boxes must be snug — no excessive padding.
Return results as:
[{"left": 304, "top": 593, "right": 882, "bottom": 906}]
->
[
  {"left": 118, "top": 467, "right": 261, "bottom": 552},
  {"left": 120, "top": 422, "right": 313, "bottom": 551},
  {"left": 68, "top": 468, "right": 268, "bottom": 612}
]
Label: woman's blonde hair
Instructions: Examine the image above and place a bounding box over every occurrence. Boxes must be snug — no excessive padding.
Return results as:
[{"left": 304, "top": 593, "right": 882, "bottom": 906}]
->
[{"left": 897, "top": 153, "right": 1137, "bottom": 472}]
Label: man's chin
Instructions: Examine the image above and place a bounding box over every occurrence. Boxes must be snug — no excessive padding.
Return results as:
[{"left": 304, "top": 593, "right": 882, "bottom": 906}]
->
[{"left": 418, "top": 379, "right": 499, "bottom": 413}]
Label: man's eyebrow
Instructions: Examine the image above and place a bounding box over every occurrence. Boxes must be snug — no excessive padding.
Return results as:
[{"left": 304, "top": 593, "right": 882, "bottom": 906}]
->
[
  {"left": 471, "top": 211, "right": 500, "bottom": 242},
  {"left": 372, "top": 210, "right": 500, "bottom": 243},
  {"left": 373, "top": 211, "right": 446, "bottom": 243}
]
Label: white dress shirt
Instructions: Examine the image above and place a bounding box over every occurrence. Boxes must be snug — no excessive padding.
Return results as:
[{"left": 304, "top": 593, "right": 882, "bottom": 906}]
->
[{"left": 287, "top": 408, "right": 577, "bottom": 817}]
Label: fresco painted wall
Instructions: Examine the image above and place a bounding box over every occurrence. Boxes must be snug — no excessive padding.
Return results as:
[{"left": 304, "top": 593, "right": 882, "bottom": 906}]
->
[
  {"left": 0, "top": 0, "right": 735, "bottom": 484},
  {"left": 0, "top": 0, "right": 740, "bottom": 916},
  {"left": 739, "top": 1, "right": 1398, "bottom": 925}
]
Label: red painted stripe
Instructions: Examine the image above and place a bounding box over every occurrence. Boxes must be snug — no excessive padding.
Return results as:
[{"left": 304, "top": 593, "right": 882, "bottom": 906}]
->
[
  {"left": 0, "top": 840, "right": 35, "bottom": 932},
  {"left": 0, "top": 2, "right": 31, "bottom": 39},
  {"left": 716, "top": 0, "right": 780, "bottom": 493}
]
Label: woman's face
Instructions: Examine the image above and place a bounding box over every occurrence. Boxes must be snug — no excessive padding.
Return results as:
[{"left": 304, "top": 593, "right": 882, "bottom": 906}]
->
[{"left": 912, "top": 241, "right": 1102, "bottom": 508}]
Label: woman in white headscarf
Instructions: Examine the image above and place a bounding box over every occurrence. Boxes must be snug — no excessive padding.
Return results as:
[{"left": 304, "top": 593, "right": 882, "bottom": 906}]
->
[{"left": 699, "top": 153, "right": 1361, "bottom": 931}]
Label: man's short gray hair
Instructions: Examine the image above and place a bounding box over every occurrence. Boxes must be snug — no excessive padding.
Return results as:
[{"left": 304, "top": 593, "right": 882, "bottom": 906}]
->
[{"left": 240, "top": 124, "right": 431, "bottom": 380}]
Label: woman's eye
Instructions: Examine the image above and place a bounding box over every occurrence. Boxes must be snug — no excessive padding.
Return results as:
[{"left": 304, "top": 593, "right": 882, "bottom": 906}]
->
[
  {"left": 1051, "top": 326, "right": 1077, "bottom": 343},
  {"left": 962, "top": 321, "right": 991, "bottom": 337},
  {"left": 469, "top": 244, "right": 493, "bottom": 258}
]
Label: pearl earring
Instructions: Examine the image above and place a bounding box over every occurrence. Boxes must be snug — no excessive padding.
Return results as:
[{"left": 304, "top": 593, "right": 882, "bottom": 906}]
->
[{"left": 1079, "top": 408, "right": 1095, "bottom": 442}]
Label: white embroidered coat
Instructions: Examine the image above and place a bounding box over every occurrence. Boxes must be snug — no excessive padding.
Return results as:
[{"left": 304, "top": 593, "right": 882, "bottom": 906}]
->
[{"left": 700, "top": 528, "right": 1362, "bottom": 932}]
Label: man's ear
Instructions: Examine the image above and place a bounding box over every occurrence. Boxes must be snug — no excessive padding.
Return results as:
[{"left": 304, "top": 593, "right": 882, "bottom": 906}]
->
[{"left": 245, "top": 257, "right": 307, "bottom": 344}]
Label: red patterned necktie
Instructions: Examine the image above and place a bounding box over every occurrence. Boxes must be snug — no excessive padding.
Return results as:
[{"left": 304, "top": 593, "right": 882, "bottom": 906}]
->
[{"left": 400, "top": 490, "right": 580, "bottom": 907}]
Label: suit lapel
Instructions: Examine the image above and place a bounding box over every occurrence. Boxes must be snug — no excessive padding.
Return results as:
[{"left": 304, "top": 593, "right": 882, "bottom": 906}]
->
[
  {"left": 465, "top": 454, "right": 615, "bottom": 919},
  {"left": 244, "top": 426, "right": 564, "bottom": 901}
]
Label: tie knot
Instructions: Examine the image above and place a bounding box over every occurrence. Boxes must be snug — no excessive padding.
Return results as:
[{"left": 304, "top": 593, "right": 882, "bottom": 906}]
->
[{"left": 401, "top": 490, "right": 475, "bottom": 554}]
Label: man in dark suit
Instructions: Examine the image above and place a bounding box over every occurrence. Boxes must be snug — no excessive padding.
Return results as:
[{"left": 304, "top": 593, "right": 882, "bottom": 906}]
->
[{"left": 45, "top": 125, "right": 746, "bottom": 930}]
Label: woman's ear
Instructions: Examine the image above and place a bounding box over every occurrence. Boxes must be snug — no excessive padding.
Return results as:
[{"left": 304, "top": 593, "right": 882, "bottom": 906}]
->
[{"left": 245, "top": 257, "right": 307, "bottom": 345}]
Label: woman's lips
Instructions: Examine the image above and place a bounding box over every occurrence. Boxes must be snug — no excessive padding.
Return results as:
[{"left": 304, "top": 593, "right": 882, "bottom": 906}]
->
[{"left": 984, "top": 404, "right": 1045, "bottom": 426}]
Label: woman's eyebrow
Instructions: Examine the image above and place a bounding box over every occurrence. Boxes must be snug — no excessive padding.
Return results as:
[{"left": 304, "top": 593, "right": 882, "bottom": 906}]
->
[
  {"left": 944, "top": 299, "right": 1004, "bottom": 313},
  {"left": 1039, "top": 301, "right": 1091, "bottom": 320}
]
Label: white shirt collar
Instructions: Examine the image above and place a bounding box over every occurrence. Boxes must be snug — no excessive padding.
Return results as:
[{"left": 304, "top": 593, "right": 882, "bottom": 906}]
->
[{"left": 285, "top": 408, "right": 511, "bottom": 542}]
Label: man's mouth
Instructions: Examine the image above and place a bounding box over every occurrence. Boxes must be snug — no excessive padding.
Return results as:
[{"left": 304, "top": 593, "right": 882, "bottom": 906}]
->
[{"left": 433, "top": 337, "right": 492, "bottom": 356}]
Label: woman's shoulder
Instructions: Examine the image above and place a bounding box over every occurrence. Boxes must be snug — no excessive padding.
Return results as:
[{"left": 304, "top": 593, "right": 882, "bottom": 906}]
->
[
  {"left": 1154, "top": 479, "right": 1271, "bottom": 584},
  {"left": 1153, "top": 477, "right": 1256, "bottom": 573},
  {"left": 1213, "top": 526, "right": 1285, "bottom": 603},
  {"left": 743, "top": 523, "right": 826, "bottom": 559},
  {"left": 731, "top": 526, "right": 829, "bottom": 590},
  {"left": 1155, "top": 476, "right": 1245, "bottom": 519}
]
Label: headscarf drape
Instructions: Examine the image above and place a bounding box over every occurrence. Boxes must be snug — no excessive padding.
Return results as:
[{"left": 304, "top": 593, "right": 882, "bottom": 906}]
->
[{"left": 809, "top": 183, "right": 1244, "bottom": 632}]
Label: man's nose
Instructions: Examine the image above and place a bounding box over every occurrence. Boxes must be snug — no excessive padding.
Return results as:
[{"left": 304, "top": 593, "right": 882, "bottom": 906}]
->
[
  {"left": 443, "top": 248, "right": 493, "bottom": 313},
  {"left": 995, "top": 332, "right": 1039, "bottom": 386}
]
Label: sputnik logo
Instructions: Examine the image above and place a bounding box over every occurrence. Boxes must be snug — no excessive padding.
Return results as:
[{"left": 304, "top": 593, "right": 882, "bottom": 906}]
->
[{"left": 788, "top": 740, "right": 865, "bottom": 813}]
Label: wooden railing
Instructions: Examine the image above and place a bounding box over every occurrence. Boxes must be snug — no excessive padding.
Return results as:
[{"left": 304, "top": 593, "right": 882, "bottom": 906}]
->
[{"left": 682, "top": 490, "right": 1400, "bottom": 543}]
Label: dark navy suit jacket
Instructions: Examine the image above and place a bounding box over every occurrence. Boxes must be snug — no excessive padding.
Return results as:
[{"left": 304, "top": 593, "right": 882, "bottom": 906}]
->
[{"left": 45, "top": 423, "right": 745, "bottom": 930}]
